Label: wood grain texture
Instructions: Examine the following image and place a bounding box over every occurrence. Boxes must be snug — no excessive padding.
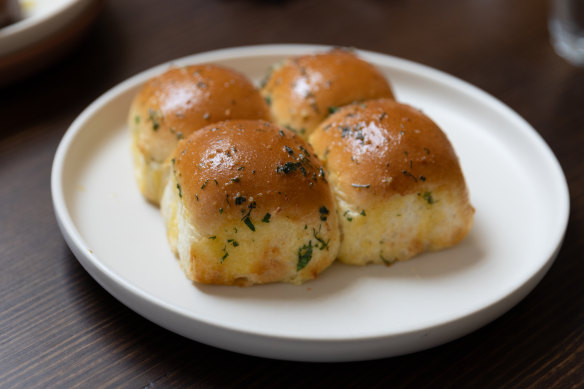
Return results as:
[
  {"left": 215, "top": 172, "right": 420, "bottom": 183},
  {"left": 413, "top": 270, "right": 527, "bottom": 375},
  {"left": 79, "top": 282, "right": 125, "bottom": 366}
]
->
[{"left": 0, "top": 0, "right": 583, "bottom": 387}]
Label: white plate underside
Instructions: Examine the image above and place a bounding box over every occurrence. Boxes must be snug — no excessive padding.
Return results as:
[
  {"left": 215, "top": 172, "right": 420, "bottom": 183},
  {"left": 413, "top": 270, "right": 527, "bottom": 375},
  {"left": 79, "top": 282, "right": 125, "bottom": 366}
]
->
[{"left": 51, "top": 45, "right": 569, "bottom": 362}]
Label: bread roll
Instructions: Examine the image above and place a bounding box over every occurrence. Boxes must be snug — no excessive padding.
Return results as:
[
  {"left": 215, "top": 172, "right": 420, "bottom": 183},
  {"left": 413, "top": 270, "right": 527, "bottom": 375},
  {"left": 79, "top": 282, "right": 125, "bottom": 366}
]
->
[
  {"left": 128, "top": 64, "right": 271, "bottom": 205},
  {"left": 309, "top": 99, "right": 474, "bottom": 265},
  {"left": 160, "top": 120, "right": 340, "bottom": 286},
  {"left": 260, "top": 49, "right": 395, "bottom": 140}
]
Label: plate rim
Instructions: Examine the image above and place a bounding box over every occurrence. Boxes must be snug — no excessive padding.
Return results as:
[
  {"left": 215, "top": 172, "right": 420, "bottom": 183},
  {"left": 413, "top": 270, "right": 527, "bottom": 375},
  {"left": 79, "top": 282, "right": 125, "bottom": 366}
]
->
[{"left": 50, "top": 44, "right": 570, "bottom": 359}]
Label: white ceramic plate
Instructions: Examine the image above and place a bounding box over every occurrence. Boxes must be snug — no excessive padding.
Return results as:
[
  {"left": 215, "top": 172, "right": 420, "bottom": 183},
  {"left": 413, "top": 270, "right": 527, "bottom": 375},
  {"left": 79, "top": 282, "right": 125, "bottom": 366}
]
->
[{"left": 51, "top": 44, "right": 569, "bottom": 362}]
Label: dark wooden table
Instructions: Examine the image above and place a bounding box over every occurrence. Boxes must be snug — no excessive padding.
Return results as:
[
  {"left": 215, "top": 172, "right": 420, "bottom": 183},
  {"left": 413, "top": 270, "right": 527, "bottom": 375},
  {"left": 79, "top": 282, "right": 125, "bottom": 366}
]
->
[{"left": 1, "top": 0, "right": 583, "bottom": 387}]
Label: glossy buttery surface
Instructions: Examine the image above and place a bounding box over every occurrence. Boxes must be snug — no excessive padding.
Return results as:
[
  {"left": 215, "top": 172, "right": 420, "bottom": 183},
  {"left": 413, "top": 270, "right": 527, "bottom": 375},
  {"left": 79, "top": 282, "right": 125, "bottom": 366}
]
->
[
  {"left": 164, "top": 120, "right": 339, "bottom": 285},
  {"left": 51, "top": 45, "right": 569, "bottom": 361}
]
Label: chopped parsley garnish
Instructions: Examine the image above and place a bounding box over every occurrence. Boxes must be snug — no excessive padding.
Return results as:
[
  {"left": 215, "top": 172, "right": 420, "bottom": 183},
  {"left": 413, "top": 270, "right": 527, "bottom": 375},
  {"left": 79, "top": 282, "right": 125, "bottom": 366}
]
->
[
  {"left": 262, "top": 213, "right": 271, "bottom": 223},
  {"left": 341, "top": 126, "right": 351, "bottom": 138},
  {"left": 343, "top": 210, "right": 353, "bottom": 222},
  {"left": 264, "top": 96, "right": 272, "bottom": 106},
  {"left": 312, "top": 226, "right": 329, "bottom": 250},
  {"left": 284, "top": 145, "right": 294, "bottom": 155},
  {"left": 297, "top": 241, "right": 313, "bottom": 271},
  {"left": 134, "top": 115, "right": 140, "bottom": 124},
  {"left": 276, "top": 161, "right": 306, "bottom": 176},
  {"left": 221, "top": 249, "right": 229, "bottom": 263},
  {"left": 243, "top": 216, "right": 255, "bottom": 231},
  {"left": 379, "top": 252, "right": 394, "bottom": 265},
  {"left": 241, "top": 201, "right": 256, "bottom": 219},
  {"left": 148, "top": 108, "right": 162, "bottom": 131},
  {"left": 402, "top": 170, "right": 418, "bottom": 182},
  {"left": 422, "top": 191, "right": 435, "bottom": 204},
  {"left": 235, "top": 196, "right": 246, "bottom": 205},
  {"left": 328, "top": 106, "right": 339, "bottom": 114},
  {"left": 297, "top": 145, "right": 311, "bottom": 157},
  {"left": 231, "top": 176, "right": 241, "bottom": 183},
  {"left": 227, "top": 239, "right": 239, "bottom": 247},
  {"left": 360, "top": 210, "right": 366, "bottom": 216},
  {"left": 237, "top": 200, "right": 256, "bottom": 228},
  {"left": 319, "top": 206, "right": 329, "bottom": 221},
  {"left": 176, "top": 183, "right": 182, "bottom": 198},
  {"left": 209, "top": 236, "right": 216, "bottom": 240}
]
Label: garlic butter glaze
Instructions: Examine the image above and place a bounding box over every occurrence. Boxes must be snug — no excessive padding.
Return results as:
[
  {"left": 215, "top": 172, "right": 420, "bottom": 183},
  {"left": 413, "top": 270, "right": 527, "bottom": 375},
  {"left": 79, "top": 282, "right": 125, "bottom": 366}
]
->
[
  {"left": 162, "top": 120, "right": 340, "bottom": 285},
  {"left": 261, "top": 49, "right": 395, "bottom": 139},
  {"left": 310, "top": 99, "right": 474, "bottom": 265},
  {"left": 129, "top": 64, "right": 271, "bottom": 204}
]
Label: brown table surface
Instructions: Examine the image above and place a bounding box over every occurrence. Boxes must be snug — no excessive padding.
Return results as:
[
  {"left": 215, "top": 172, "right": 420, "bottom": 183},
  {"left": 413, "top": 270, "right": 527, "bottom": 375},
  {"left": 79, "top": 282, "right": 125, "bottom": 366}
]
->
[{"left": 1, "top": 0, "right": 583, "bottom": 387}]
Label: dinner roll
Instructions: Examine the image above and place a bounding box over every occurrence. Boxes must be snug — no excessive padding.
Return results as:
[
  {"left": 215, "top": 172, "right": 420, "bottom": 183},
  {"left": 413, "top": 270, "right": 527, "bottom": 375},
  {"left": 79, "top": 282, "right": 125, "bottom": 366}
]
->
[
  {"left": 160, "top": 120, "right": 340, "bottom": 286},
  {"left": 128, "top": 64, "right": 271, "bottom": 205},
  {"left": 260, "top": 49, "right": 395, "bottom": 140},
  {"left": 309, "top": 99, "right": 474, "bottom": 265}
]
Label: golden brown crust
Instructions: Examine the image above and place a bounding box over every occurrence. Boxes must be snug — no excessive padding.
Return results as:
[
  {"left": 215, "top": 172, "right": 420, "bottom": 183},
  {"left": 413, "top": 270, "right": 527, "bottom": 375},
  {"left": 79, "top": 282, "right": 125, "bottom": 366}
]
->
[
  {"left": 171, "top": 119, "right": 334, "bottom": 235},
  {"left": 309, "top": 99, "right": 467, "bottom": 206},
  {"left": 261, "top": 49, "right": 395, "bottom": 139},
  {"left": 310, "top": 98, "right": 474, "bottom": 265},
  {"left": 164, "top": 119, "right": 340, "bottom": 285},
  {"left": 129, "top": 64, "right": 271, "bottom": 163}
]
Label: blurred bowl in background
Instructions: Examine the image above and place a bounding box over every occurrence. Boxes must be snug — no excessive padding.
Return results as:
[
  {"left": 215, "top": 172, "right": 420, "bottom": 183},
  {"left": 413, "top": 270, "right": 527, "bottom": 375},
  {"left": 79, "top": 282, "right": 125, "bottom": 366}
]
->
[{"left": 0, "top": 0, "right": 103, "bottom": 86}]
